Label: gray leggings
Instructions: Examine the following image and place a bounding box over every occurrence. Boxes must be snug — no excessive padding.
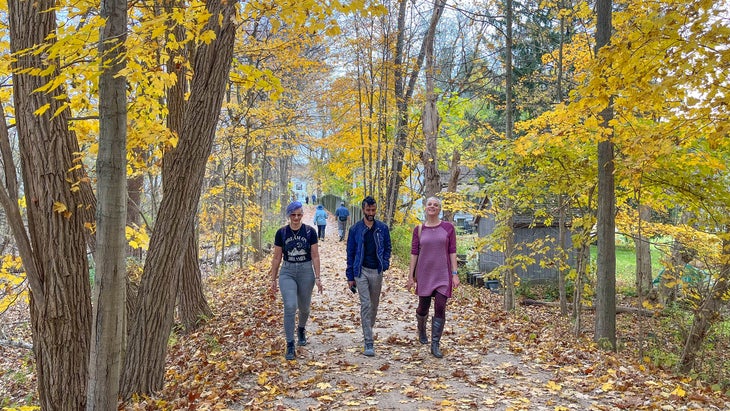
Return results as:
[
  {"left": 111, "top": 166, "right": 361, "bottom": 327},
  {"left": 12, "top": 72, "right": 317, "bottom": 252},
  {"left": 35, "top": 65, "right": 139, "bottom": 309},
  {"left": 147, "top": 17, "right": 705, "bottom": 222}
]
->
[{"left": 279, "top": 261, "right": 316, "bottom": 342}]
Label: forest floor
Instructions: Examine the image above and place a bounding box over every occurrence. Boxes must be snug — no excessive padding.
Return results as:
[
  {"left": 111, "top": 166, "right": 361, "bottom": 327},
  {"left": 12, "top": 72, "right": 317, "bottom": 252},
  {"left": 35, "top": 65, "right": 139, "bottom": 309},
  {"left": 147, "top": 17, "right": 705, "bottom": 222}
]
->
[{"left": 2, "top": 203, "right": 730, "bottom": 410}]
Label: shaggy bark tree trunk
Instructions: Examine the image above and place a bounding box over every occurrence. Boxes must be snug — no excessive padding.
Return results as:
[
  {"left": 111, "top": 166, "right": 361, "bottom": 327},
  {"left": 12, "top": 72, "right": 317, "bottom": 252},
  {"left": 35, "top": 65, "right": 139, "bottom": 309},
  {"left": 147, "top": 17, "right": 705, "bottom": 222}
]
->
[
  {"left": 162, "top": 0, "right": 212, "bottom": 334},
  {"left": 178, "top": 233, "right": 213, "bottom": 331},
  {"left": 8, "top": 0, "right": 93, "bottom": 407},
  {"left": 121, "top": 0, "right": 238, "bottom": 396}
]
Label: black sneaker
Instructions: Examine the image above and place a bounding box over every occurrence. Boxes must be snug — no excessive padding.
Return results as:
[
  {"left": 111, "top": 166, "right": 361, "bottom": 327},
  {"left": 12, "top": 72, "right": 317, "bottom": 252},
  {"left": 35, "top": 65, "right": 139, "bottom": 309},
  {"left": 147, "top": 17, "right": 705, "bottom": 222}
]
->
[
  {"left": 297, "top": 327, "right": 307, "bottom": 346},
  {"left": 285, "top": 341, "right": 296, "bottom": 360}
]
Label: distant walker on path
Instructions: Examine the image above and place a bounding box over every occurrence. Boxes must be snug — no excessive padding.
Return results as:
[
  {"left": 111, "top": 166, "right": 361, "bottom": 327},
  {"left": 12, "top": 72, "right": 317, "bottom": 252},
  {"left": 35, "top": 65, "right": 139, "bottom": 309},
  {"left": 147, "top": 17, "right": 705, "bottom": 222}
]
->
[
  {"left": 314, "top": 204, "right": 328, "bottom": 241},
  {"left": 334, "top": 202, "right": 350, "bottom": 242}
]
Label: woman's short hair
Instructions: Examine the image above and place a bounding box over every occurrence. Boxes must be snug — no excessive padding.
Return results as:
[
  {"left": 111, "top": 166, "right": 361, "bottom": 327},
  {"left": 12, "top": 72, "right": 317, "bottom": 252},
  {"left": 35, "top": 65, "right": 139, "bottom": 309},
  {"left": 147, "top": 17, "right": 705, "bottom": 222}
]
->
[{"left": 286, "top": 201, "right": 303, "bottom": 216}]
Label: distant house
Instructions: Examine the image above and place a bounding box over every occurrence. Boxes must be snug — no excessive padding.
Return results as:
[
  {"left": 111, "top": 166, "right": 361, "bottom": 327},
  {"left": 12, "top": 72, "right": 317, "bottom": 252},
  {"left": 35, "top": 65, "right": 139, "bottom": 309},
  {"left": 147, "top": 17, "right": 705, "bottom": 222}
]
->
[{"left": 475, "top": 196, "right": 575, "bottom": 284}]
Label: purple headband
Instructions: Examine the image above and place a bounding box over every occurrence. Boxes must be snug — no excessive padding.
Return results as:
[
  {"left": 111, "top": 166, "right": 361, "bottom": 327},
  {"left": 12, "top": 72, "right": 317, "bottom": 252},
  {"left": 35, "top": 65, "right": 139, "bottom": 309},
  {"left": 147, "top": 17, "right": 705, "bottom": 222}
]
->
[{"left": 286, "top": 201, "right": 303, "bottom": 216}]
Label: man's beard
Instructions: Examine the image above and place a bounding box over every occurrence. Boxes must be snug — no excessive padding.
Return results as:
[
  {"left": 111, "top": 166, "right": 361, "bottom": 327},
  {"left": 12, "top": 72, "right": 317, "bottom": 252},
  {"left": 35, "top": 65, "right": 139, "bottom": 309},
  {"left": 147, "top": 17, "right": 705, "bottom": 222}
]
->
[{"left": 365, "top": 215, "right": 375, "bottom": 221}]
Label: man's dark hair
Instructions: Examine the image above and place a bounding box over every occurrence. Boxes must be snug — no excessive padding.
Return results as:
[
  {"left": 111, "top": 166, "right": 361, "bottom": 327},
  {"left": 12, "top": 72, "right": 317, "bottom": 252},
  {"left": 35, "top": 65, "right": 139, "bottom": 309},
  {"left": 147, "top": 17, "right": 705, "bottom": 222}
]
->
[{"left": 361, "top": 196, "right": 376, "bottom": 209}]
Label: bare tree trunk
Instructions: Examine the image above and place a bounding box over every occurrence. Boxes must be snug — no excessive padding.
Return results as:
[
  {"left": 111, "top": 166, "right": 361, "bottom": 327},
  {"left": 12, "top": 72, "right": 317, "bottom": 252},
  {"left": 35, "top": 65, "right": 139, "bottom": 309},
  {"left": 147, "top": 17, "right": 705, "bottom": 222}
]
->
[
  {"left": 573, "top": 243, "right": 589, "bottom": 337},
  {"left": 503, "top": 210, "right": 517, "bottom": 311},
  {"left": 8, "top": 0, "right": 93, "bottom": 407},
  {"left": 635, "top": 204, "right": 653, "bottom": 297},
  {"left": 87, "top": 0, "right": 128, "bottom": 405},
  {"left": 558, "top": 195, "right": 568, "bottom": 316},
  {"left": 121, "top": 0, "right": 238, "bottom": 396},
  {"left": 441, "top": 150, "right": 460, "bottom": 222},
  {"left": 594, "top": 0, "right": 616, "bottom": 351},
  {"left": 278, "top": 156, "right": 290, "bottom": 220},
  {"left": 660, "top": 211, "right": 690, "bottom": 305},
  {"left": 501, "top": 0, "right": 516, "bottom": 313},
  {"left": 178, "top": 231, "right": 212, "bottom": 331},
  {"left": 384, "top": 0, "right": 441, "bottom": 226},
  {"left": 159, "top": 0, "right": 212, "bottom": 336},
  {"left": 127, "top": 170, "right": 144, "bottom": 259},
  {"left": 421, "top": 0, "right": 447, "bottom": 201}
]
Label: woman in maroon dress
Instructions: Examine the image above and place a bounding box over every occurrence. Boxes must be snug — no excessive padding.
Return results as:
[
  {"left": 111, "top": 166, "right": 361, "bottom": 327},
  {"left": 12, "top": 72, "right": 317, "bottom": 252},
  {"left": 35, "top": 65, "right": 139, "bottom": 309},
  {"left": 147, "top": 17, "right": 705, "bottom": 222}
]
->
[{"left": 406, "top": 197, "right": 460, "bottom": 358}]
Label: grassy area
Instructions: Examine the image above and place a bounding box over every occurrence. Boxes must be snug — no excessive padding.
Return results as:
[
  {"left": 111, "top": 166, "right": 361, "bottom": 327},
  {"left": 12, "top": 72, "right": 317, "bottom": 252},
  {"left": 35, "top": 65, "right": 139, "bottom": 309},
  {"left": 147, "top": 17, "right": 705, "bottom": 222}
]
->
[{"left": 591, "top": 244, "right": 664, "bottom": 289}]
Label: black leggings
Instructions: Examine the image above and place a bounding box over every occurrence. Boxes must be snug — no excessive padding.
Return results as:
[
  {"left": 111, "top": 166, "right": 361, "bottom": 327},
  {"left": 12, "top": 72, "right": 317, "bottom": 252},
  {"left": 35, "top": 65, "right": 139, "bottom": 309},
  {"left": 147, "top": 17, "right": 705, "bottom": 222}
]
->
[
  {"left": 317, "top": 225, "right": 325, "bottom": 239},
  {"left": 416, "top": 291, "right": 447, "bottom": 319}
]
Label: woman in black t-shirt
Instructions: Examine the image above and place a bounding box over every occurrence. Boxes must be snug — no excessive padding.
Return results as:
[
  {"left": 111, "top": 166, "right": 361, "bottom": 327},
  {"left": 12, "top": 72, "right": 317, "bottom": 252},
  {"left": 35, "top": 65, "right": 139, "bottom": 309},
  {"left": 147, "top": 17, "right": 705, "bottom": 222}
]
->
[{"left": 269, "top": 201, "right": 323, "bottom": 360}]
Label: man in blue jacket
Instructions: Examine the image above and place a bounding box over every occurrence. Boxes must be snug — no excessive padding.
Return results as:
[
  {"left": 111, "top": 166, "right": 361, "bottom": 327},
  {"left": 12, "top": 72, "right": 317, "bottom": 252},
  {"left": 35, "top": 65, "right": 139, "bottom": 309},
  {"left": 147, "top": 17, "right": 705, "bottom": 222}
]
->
[
  {"left": 346, "top": 196, "right": 392, "bottom": 357},
  {"left": 334, "top": 202, "right": 350, "bottom": 241}
]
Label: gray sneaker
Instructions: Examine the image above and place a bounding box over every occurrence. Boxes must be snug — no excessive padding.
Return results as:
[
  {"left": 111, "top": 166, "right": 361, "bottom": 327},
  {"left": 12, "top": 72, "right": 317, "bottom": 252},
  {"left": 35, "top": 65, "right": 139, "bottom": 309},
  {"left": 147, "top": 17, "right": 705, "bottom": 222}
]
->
[{"left": 363, "top": 343, "right": 375, "bottom": 357}]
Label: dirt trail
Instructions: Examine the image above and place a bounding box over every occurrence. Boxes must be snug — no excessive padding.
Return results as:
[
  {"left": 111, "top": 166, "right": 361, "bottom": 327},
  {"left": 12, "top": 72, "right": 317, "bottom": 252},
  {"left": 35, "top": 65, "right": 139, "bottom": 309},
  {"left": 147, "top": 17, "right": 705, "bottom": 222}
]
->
[{"left": 238, "top": 204, "right": 592, "bottom": 411}]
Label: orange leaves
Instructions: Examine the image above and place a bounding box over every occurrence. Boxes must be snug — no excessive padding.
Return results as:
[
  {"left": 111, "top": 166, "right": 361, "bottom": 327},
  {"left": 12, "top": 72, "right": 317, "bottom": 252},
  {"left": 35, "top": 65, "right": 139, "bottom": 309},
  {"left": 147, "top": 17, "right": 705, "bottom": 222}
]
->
[{"left": 111, "top": 223, "right": 730, "bottom": 410}]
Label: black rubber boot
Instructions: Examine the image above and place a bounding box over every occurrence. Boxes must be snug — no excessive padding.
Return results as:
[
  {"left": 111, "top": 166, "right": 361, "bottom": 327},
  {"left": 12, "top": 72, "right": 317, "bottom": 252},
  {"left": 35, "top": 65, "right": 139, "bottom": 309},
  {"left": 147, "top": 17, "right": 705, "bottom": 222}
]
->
[
  {"left": 431, "top": 317, "right": 444, "bottom": 358},
  {"left": 416, "top": 314, "right": 429, "bottom": 344},
  {"left": 297, "top": 327, "right": 307, "bottom": 346},
  {"left": 285, "top": 340, "right": 296, "bottom": 360}
]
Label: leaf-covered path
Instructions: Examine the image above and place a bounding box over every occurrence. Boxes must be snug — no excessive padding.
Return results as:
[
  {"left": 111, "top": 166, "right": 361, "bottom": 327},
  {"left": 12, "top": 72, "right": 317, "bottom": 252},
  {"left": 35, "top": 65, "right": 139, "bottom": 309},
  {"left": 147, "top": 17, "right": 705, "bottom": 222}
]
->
[{"left": 127, "top": 204, "right": 729, "bottom": 410}]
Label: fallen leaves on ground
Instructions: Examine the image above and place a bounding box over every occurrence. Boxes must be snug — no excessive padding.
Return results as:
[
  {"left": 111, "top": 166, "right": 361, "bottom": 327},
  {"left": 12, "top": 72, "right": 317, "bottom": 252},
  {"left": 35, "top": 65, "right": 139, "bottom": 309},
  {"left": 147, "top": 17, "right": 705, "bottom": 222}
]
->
[
  {"left": 120, "top": 207, "right": 729, "bottom": 410},
  {"left": 2, "top": 205, "right": 728, "bottom": 410}
]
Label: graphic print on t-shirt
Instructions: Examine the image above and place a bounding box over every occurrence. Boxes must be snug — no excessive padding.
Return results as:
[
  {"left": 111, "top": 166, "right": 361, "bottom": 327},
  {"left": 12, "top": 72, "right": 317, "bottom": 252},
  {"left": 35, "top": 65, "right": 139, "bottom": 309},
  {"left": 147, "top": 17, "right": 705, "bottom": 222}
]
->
[{"left": 284, "top": 230, "right": 310, "bottom": 262}]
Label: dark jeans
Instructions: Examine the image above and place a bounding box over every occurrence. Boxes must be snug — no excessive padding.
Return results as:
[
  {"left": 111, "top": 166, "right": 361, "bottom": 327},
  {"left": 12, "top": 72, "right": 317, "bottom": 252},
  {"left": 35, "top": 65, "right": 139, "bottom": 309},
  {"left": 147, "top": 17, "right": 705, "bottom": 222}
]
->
[{"left": 317, "top": 224, "right": 326, "bottom": 239}]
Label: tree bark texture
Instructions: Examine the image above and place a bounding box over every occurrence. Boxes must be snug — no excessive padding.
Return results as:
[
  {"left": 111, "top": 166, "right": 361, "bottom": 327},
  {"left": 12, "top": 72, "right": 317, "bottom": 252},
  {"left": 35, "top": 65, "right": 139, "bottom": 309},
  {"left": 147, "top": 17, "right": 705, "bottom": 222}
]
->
[
  {"left": 501, "top": 0, "right": 516, "bottom": 313},
  {"left": 163, "top": 0, "right": 212, "bottom": 334},
  {"left": 503, "top": 212, "right": 516, "bottom": 311},
  {"left": 385, "top": 0, "right": 438, "bottom": 226},
  {"left": 660, "top": 211, "right": 690, "bottom": 305},
  {"left": 178, "top": 232, "right": 213, "bottom": 332},
  {"left": 88, "top": 0, "right": 128, "bottom": 405},
  {"left": 558, "top": 195, "right": 568, "bottom": 316},
  {"left": 594, "top": 0, "right": 616, "bottom": 350},
  {"left": 421, "top": 0, "right": 446, "bottom": 201},
  {"left": 635, "top": 204, "right": 653, "bottom": 296},
  {"left": 441, "top": 149, "right": 460, "bottom": 222},
  {"left": 8, "top": 0, "right": 93, "bottom": 407},
  {"left": 121, "top": 0, "right": 238, "bottom": 396}
]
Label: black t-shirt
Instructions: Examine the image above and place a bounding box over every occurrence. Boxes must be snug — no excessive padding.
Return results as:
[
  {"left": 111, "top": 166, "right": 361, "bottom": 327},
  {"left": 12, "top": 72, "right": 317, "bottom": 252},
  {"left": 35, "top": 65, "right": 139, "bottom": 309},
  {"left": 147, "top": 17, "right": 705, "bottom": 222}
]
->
[
  {"left": 362, "top": 225, "right": 380, "bottom": 269},
  {"left": 274, "top": 224, "right": 318, "bottom": 263}
]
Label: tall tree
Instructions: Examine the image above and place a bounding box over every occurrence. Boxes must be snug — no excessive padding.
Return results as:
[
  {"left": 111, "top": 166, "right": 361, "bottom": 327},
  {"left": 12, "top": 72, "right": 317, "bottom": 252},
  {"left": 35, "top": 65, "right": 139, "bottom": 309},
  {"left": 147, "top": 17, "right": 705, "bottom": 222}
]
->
[
  {"left": 385, "top": 0, "right": 436, "bottom": 225},
  {"left": 593, "top": 0, "right": 616, "bottom": 350},
  {"left": 7, "top": 0, "right": 93, "bottom": 407},
  {"left": 121, "top": 0, "right": 238, "bottom": 396},
  {"left": 162, "top": 0, "right": 213, "bottom": 333},
  {"left": 421, "top": 0, "right": 447, "bottom": 200},
  {"left": 502, "top": 0, "right": 517, "bottom": 311},
  {"left": 87, "top": 0, "right": 128, "bottom": 404}
]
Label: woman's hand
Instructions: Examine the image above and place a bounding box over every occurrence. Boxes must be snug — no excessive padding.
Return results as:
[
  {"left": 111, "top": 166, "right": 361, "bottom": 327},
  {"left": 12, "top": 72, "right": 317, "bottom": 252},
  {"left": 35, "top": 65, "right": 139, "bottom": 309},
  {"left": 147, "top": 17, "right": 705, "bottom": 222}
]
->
[
  {"left": 406, "top": 276, "right": 415, "bottom": 292},
  {"left": 269, "top": 275, "right": 278, "bottom": 295},
  {"left": 452, "top": 275, "right": 460, "bottom": 289}
]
